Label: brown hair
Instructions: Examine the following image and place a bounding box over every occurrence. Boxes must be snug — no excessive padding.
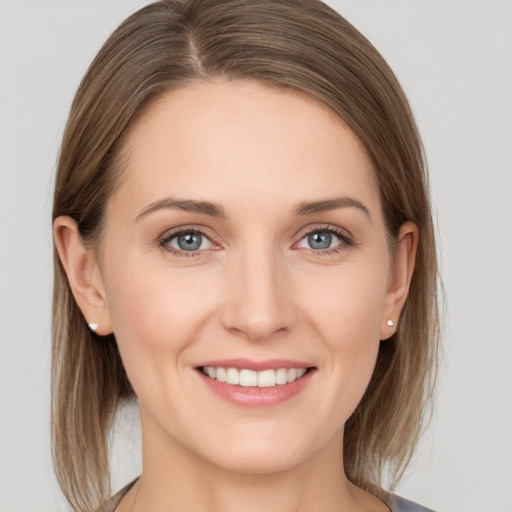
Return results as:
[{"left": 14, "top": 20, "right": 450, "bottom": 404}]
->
[{"left": 52, "top": 1, "right": 439, "bottom": 510}]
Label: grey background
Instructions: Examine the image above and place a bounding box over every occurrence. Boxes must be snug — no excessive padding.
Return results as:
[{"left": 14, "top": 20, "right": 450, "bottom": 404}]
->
[{"left": 1, "top": 1, "right": 511, "bottom": 510}]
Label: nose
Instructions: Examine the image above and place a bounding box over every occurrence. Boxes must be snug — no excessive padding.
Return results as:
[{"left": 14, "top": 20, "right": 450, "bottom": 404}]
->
[{"left": 220, "top": 246, "right": 296, "bottom": 342}]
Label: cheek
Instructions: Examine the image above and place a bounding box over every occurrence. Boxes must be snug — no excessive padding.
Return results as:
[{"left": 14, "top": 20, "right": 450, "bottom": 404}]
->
[
  {"left": 302, "top": 256, "right": 389, "bottom": 343},
  {"left": 102, "top": 256, "right": 220, "bottom": 370},
  {"left": 298, "top": 256, "right": 389, "bottom": 404}
]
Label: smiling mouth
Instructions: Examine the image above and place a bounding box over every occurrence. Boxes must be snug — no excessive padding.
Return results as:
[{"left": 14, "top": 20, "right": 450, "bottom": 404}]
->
[{"left": 199, "top": 366, "right": 314, "bottom": 388}]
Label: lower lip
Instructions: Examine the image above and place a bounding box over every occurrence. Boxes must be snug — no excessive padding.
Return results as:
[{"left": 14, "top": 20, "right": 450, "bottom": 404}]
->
[{"left": 196, "top": 369, "right": 315, "bottom": 407}]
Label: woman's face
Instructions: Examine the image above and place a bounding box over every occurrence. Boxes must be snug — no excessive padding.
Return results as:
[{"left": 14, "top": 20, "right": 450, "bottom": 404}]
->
[{"left": 92, "top": 81, "right": 410, "bottom": 474}]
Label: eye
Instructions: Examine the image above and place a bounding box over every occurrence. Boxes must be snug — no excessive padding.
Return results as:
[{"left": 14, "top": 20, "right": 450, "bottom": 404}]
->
[
  {"left": 163, "top": 230, "right": 213, "bottom": 253},
  {"left": 296, "top": 228, "right": 351, "bottom": 251}
]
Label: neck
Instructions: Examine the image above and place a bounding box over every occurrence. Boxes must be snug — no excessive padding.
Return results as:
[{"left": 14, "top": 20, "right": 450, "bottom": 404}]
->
[{"left": 120, "top": 409, "right": 389, "bottom": 512}]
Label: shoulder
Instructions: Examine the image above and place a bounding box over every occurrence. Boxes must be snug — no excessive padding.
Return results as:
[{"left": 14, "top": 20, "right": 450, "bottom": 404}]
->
[
  {"left": 102, "top": 479, "right": 138, "bottom": 512},
  {"left": 389, "top": 494, "right": 437, "bottom": 512}
]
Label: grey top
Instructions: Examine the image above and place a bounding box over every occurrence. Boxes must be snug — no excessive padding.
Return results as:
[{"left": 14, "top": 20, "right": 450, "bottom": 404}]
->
[{"left": 105, "top": 480, "right": 436, "bottom": 512}]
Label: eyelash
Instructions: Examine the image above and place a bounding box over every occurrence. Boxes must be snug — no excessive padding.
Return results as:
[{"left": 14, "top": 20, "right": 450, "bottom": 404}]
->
[
  {"left": 158, "top": 225, "right": 355, "bottom": 258},
  {"left": 294, "top": 225, "right": 355, "bottom": 256},
  {"left": 158, "top": 226, "right": 219, "bottom": 257}
]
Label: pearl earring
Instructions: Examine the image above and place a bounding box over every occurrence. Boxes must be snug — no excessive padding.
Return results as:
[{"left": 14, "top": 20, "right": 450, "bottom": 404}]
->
[
  {"left": 88, "top": 322, "right": 99, "bottom": 333},
  {"left": 386, "top": 320, "right": 395, "bottom": 327}
]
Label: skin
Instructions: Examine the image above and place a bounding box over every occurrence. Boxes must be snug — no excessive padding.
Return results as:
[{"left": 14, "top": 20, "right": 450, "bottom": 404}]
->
[{"left": 55, "top": 80, "right": 417, "bottom": 512}]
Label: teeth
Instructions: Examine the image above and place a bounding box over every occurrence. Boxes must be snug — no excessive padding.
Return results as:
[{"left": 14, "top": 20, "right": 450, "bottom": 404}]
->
[
  {"left": 275, "top": 368, "right": 288, "bottom": 385},
  {"left": 258, "top": 369, "right": 275, "bottom": 387},
  {"left": 239, "top": 369, "right": 258, "bottom": 387},
  {"left": 287, "top": 368, "right": 297, "bottom": 382},
  {"left": 226, "top": 367, "right": 240, "bottom": 385},
  {"left": 202, "top": 366, "right": 309, "bottom": 387},
  {"left": 216, "top": 367, "right": 226, "bottom": 383}
]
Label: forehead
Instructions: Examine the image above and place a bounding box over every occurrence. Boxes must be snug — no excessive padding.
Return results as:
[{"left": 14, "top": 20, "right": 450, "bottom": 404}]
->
[{"left": 111, "top": 80, "right": 380, "bottom": 218}]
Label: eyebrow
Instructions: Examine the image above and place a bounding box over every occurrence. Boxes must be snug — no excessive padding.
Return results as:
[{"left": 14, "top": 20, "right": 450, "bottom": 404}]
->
[
  {"left": 135, "top": 195, "right": 371, "bottom": 222},
  {"left": 136, "top": 198, "right": 227, "bottom": 221},
  {"left": 293, "top": 196, "right": 372, "bottom": 221}
]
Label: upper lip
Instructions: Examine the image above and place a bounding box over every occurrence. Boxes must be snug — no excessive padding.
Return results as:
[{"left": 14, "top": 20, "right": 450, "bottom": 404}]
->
[{"left": 196, "top": 358, "right": 314, "bottom": 371}]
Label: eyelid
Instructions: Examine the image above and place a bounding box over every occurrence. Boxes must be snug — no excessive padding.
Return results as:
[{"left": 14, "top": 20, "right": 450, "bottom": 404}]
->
[
  {"left": 292, "top": 224, "right": 355, "bottom": 252},
  {"left": 158, "top": 225, "right": 221, "bottom": 256},
  {"left": 156, "top": 223, "right": 355, "bottom": 257},
  {"left": 294, "top": 223, "right": 354, "bottom": 242}
]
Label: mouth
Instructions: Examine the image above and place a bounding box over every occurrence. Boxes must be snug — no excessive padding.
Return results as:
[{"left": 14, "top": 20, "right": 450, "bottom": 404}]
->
[
  {"left": 198, "top": 366, "right": 313, "bottom": 388},
  {"left": 195, "top": 360, "right": 316, "bottom": 407}
]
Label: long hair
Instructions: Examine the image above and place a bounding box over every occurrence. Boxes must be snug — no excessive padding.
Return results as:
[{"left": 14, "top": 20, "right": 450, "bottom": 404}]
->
[{"left": 52, "top": 1, "right": 439, "bottom": 510}]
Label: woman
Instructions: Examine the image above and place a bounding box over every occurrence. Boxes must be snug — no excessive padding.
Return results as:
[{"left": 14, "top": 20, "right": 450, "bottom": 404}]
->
[{"left": 51, "top": 1, "right": 439, "bottom": 511}]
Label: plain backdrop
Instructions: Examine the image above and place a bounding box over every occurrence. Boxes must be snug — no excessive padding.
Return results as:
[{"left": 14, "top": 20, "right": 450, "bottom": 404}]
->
[{"left": 1, "top": 1, "right": 511, "bottom": 511}]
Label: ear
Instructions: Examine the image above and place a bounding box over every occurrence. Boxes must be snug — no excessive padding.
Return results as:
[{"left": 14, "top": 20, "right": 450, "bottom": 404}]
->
[
  {"left": 380, "top": 221, "right": 418, "bottom": 340},
  {"left": 53, "top": 216, "right": 112, "bottom": 336}
]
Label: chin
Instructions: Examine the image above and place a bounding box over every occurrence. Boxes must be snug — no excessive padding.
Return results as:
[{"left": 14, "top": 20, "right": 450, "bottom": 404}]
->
[
  {"left": 207, "top": 446, "right": 308, "bottom": 476},
  {"left": 189, "top": 425, "right": 326, "bottom": 476}
]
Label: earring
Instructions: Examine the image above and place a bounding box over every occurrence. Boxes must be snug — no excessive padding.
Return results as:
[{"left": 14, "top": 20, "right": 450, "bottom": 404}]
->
[
  {"left": 88, "top": 322, "right": 99, "bottom": 333},
  {"left": 386, "top": 320, "right": 395, "bottom": 327}
]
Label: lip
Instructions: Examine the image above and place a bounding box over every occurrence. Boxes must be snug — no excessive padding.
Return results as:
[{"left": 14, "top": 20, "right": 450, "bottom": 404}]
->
[
  {"left": 195, "top": 358, "right": 312, "bottom": 371},
  {"left": 194, "top": 359, "right": 316, "bottom": 408}
]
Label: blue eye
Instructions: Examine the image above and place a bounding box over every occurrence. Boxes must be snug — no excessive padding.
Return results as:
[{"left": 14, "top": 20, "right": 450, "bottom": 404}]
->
[
  {"left": 308, "top": 231, "right": 334, "bottom": 250},
  {"left": 165, "top": 231, "right": 212, "bottom": 252},
  {"left": 297, "top": 229, "right": 346, "bottom": 251}
]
